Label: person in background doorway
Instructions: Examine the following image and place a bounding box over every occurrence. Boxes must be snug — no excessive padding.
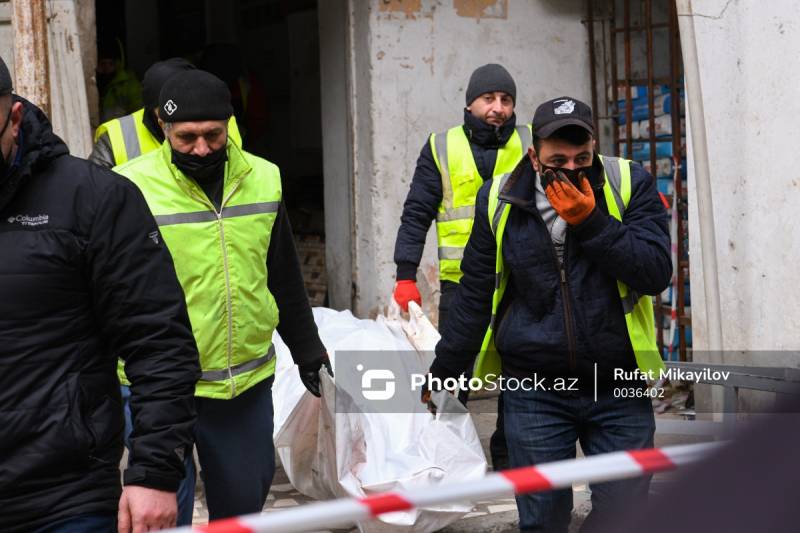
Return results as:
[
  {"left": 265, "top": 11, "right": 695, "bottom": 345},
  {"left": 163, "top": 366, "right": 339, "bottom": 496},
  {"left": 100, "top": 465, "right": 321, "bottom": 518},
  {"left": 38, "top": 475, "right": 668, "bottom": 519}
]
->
[{"left": 96, "top": 37, "right": 142, "bottom": 122}]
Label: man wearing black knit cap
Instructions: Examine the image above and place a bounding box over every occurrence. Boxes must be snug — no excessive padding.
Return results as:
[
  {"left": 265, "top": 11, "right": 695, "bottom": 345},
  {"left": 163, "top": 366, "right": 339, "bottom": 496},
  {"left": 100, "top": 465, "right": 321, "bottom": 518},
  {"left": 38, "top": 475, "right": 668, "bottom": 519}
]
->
[
  {"left": 0, "top": 52, "right": 200, "bottom": 532},
  {"left": 114, "top": 69, "right": 332, "bottom": 521},
  {"left": 393, "top": 63, "right": 530, "bottom": 470},
  {"left": 90, "top": 57, "right": 242, "bottom": 168}
]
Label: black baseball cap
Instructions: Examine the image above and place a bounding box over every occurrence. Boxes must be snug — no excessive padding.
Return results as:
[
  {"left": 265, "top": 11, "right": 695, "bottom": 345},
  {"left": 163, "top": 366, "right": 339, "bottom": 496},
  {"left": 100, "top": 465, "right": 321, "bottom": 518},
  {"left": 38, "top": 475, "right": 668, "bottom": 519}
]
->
[{"left": 532, "top": 96, "right": 594, "bottom": 138}]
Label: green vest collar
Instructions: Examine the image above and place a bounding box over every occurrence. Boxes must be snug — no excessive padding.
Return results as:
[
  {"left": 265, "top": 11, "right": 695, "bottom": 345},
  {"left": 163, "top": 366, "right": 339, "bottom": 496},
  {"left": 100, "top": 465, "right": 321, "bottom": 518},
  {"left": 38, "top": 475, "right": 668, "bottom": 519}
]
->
[{"left": 158, "top": 137, "right": 253, "bottom": 208}]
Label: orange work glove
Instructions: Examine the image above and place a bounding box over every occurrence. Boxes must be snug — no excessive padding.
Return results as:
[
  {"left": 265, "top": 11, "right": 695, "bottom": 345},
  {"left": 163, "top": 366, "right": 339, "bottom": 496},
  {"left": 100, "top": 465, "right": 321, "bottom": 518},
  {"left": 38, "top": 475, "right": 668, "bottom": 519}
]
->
[
  {"left": 393, "top": 280, "right": 421, "bottom": 312},
  {"left": 544, "top": 170, "right": 596, "bottom": 225}
]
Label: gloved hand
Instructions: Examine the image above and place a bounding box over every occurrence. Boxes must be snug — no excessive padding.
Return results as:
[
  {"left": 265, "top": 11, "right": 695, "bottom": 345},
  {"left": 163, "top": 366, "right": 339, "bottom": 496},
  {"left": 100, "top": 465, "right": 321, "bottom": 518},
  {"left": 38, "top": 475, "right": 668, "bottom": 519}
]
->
[
  {"left": 298, "top": 356, "right": 334, "bottom": 398},
  {"left": 544, "top": 170, "right": 596, "bottom": 226},
  {"left": 393, "top": 280, "right": 421, "bottom": 312},
  {"left": 420, "top": 374, "right": 439, "bottom": 415},
  {"left": 420, "top": 362, "right": 455, "bottom": 415}
]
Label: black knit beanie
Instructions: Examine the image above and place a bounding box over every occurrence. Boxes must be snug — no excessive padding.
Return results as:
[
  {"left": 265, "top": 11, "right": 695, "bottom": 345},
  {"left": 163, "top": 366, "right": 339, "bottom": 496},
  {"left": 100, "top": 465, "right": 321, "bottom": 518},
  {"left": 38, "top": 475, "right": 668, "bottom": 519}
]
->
[
  {"left": 465, "top": 63, "right": 516, "bottom": 106},
  {"left": 159, "top": 70, "right": 233, "bottom": 122},
  {"left": 142, "top": 58, "right": 195, "bottom": 110}
]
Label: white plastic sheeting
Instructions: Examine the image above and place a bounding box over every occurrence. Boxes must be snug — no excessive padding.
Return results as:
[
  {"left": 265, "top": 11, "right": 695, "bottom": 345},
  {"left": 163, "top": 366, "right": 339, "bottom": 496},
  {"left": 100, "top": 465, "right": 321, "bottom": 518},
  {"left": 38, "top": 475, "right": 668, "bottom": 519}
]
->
[{"left": 272, "top": 304, "right": 487, "bottom": 532}]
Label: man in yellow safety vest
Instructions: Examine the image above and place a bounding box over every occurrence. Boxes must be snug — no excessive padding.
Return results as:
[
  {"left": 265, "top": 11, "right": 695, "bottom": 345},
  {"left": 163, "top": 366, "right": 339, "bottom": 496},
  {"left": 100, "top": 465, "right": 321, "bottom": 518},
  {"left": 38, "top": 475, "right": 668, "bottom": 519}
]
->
[
  {"left": 115, "top": 69, "right": 331, "bottom": 524},
  {"left": 393, "top": 64, "right": 530, "bottom": 470},
  {"left": 427, "top": 97, "right": 671, "bottom": 532}
]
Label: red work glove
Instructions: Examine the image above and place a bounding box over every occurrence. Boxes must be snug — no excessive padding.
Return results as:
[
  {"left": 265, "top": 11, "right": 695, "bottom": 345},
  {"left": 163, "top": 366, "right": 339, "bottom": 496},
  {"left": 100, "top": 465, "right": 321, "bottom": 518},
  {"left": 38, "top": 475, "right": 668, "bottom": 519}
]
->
[
  {"left": 544, "top": 170, "right": 596, "bottom": 226},
  {"left": 393, "top": 280, "right": 421, "bottom": 312}
]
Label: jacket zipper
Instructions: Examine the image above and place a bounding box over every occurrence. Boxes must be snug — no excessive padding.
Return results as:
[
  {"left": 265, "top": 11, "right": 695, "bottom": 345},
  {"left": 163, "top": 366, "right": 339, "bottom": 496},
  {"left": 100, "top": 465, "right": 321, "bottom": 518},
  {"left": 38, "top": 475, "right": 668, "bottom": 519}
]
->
[
  {"left": 521, "top": 201, "right": 579, "bottom": 372},
  {"left": 217, "top": 183, "right": 243, "bottom": 397},
  {"left": 558, "top": 241, "right": 578, "bottom": 372},
  {"left": 186, "top": 178, "right": 243, "bottom": 397}
]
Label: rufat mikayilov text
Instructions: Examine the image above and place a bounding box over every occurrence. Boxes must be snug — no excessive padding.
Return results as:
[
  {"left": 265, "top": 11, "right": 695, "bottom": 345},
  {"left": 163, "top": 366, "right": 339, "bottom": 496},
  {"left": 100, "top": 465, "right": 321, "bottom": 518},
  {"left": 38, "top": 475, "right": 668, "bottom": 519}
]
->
[{"left": 615, "top": 367, "right": 731, "bottom": 383}]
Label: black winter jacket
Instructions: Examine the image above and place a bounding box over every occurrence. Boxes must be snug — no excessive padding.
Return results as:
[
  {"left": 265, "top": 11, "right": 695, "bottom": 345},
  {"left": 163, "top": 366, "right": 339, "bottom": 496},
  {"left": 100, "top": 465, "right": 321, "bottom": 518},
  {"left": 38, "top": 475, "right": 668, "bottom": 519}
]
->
[
  {"left": 393, "top": 111, "right": 518, "bottom": 280},
  {"left": 0, "top": 98, "right": 200, "bottom": 531},
  {"left": 432, "top": 155, "right": 671, "bottom": 393}
]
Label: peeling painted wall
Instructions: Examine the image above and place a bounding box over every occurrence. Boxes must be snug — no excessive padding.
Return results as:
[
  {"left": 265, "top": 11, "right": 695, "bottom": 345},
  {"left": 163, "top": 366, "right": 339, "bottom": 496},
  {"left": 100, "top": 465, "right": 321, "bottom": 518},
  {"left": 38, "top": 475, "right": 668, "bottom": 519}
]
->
[
  {"left": 348, "top": 0, "right": 591, "bottom": 317},
  {"left": 683, "top": 0, "right": 800, "bottom": 360}
]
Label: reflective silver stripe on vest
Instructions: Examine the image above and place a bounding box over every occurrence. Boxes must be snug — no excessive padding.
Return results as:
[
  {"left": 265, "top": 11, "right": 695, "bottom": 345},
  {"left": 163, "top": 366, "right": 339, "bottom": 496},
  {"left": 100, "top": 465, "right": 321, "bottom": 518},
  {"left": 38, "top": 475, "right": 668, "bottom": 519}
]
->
[
  {"left": 119, "top": 114, "right": 142, "bottom": 161},
  {"left": 434, "top": 131, "right": 453, "bottom": 210},
  {"left": 489, "top": 313, "right": 496, "bottom": 330},
  {"left": 515, "top": 125, "right": 532, "bottom": 151},
  {"left": 621, "top": 290, "right": 639, "bottom": 314},
  {"left": 437, "top": 205, "right": 474, "bottom": 222},
  {"left": 602, "top": 156, "right": 626, "bottom": 217},
  {"left": 225, "top": 201, "right": 280, "bottom": 218},
  {"left": 438, "top": 246, "right": 464, "bottom": 261},
  {"left": 495, "top": 272, "right": 503, "bottom": 289},
  {"left": 491, "top": 173, "right": 512, "bottom": 235},
  {"left": 201, "top": 345, "right": 276, "bottom": 382},
  {"left": 155, "top": 201, "right": 280, "bottom": 227}
]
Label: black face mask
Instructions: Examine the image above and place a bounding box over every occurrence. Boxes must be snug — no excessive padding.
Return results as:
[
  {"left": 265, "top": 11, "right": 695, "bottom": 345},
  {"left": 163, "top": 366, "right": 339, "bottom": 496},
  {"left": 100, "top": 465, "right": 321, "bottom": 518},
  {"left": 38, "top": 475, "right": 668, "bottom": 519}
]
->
[
  {"left": 0, "top": 107, "right": 15, "bottom": 178},
  {"left": 171, "top": 145, "right": 228, "bottom": 184},
  {"left": 538, "top": 159, "right": 593, "bottom": 190}
]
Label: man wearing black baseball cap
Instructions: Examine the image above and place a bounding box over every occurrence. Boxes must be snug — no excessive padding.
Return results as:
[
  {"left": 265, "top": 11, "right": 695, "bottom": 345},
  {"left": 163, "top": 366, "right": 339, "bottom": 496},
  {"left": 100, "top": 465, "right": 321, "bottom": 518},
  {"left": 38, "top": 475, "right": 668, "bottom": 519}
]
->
[
  {"left": 114, "top": 69, "right": 332, "bottom": 522},
  {"left": 428, "top": 96, "right": 671, "bottom": 532},
  {"left": 0, "top": 53, "right": 201, "bottom": 532}
]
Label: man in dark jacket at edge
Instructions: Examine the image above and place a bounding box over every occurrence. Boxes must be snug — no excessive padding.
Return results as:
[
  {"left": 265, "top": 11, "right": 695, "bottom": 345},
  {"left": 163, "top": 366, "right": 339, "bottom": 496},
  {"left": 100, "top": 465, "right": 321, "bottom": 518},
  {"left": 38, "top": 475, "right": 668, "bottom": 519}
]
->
[
  {"left": 0, "top": 56, "right": 200, "bottom": 531},
  {"left": 428, "top": 97, "right": 671, "bottom": 532},
  {"left": 394, "top": 63, "right": 531, "bottom": 470}
]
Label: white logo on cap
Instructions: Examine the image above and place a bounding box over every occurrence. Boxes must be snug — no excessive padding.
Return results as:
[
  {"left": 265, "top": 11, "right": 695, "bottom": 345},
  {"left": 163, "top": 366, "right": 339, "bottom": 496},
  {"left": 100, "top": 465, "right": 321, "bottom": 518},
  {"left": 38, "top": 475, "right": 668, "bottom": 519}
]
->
[
  {"left": 553, "top": 99, "right": 576, "bottom": 115},
  {"left": 163, "top": 99, "right": 178, "bottom": 116}
]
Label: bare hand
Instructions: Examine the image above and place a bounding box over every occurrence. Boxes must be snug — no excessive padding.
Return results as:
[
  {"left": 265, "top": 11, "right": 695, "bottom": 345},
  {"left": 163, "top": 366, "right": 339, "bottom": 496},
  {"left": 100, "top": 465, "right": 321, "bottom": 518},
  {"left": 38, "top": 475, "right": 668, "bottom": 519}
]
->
[{"left": 118, "top": 485, "right": 177, "bottom": 533}]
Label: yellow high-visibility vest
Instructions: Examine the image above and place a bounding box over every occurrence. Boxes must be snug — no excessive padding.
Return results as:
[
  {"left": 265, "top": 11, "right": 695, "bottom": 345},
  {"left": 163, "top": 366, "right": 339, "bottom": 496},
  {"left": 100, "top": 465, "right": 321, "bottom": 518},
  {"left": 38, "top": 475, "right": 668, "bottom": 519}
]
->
[
  {"left": 114, "top": 139, "right": 281, "bottom": 399},
  {"left": 429, "top": 124, "right": 532, "bottom": 283},
  {"left": 473, "top": 155, "right": 665, "bottom": 380}
]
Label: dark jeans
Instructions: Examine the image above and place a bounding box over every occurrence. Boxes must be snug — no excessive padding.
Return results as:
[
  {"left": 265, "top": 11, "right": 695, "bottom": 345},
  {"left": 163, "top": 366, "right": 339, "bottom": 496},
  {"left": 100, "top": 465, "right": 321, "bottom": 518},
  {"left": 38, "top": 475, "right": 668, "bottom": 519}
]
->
[
  {"left": 195, "top": 376, "right": 276, "bottom": 520},
  {"left": 34, "top": 514, "right": 115, "bottom": 533},
  {"left": 440, "top": 280, "right": 508, "bottom": 470},
  {"left": 122, "top": 375, "right": 276, "bottom": 522},
  {"left": 504, "top": 388, "right": 655, "bottom": 533}
]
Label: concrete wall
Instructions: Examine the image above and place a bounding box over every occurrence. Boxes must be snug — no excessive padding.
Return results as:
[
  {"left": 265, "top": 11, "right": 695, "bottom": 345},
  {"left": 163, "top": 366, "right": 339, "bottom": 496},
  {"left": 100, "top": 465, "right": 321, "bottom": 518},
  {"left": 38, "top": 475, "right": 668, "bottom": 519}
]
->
[
  {"left": 339, "top": 0, "right": 591, "bottom": 317},
  {"left": 681, "top": 0, "right": 800, "bottom": 362},
  {"left": 319, "top": 0, "right": 354, "bottom": 310}
]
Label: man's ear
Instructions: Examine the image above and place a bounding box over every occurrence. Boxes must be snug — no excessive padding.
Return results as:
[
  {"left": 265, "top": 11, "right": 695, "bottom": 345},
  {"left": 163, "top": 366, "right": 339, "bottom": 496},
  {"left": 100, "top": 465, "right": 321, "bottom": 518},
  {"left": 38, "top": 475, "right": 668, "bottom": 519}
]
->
[
  {"left": 10, "top": 101, "right": 23, "bottom": 140},
  {"left": 527, "top": 145, "right": 539, "bottom": 172}
]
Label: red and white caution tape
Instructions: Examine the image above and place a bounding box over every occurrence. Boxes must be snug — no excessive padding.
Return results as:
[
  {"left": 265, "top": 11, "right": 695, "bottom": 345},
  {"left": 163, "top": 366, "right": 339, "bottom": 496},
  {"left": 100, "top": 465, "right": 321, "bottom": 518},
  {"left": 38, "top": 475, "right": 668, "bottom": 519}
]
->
[{"left": 165, "top": 442, "right": 719, "bottom": 533}]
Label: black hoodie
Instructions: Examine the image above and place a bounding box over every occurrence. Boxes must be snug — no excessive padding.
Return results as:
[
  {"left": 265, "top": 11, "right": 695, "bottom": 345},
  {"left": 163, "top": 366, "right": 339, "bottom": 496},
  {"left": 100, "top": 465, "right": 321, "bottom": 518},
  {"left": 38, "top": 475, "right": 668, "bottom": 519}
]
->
[{"left": 0, "top": 97, "right": 200, "bottom": 531}]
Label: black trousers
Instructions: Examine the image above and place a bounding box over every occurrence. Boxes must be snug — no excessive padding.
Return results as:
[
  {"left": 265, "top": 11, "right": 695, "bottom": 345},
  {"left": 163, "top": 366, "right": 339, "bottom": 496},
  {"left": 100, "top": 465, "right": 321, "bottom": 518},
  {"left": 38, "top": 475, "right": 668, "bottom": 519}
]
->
[{"left": 439, "top": 281, "right": 508, "bottom": 470}]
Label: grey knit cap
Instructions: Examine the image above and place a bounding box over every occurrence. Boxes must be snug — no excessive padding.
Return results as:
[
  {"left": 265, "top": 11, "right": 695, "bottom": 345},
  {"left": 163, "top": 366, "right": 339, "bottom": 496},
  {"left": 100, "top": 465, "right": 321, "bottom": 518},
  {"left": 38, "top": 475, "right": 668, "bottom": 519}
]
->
[{"left": 465, "top": 63, "right": 516, "bottom": 105}]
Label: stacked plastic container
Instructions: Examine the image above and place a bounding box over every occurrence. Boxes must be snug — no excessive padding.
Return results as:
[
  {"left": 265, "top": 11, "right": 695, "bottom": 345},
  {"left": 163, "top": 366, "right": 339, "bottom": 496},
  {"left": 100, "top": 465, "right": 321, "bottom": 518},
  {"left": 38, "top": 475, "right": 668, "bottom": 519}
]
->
[{"left": 614, "top": 83, "right": 690, "bottom": 360}]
